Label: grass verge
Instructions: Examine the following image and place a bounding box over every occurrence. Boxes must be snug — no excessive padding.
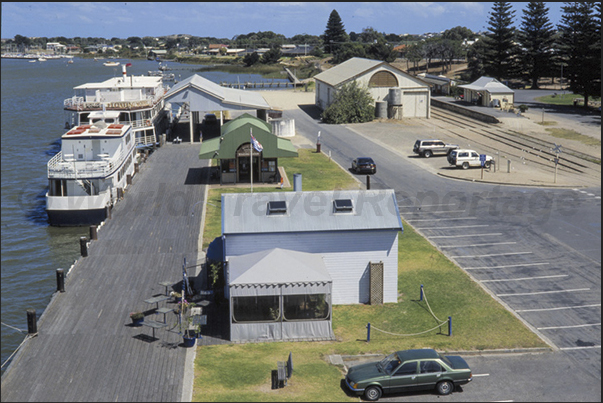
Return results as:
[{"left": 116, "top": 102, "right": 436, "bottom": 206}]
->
[{"left": 194, "top": 148, "right": 548, "bottom": 401}]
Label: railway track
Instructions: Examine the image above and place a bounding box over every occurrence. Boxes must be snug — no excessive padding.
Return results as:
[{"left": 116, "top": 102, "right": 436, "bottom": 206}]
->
[{"left": 429, "top": 107, "right": 600, "bottom": 177}]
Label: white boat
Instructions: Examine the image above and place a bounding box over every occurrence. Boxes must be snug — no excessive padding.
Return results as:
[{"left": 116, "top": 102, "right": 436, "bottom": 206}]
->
[
  {"left": 103, "top": 61, "right": 120, "bottom": 67},
  {"left": 46, "top": 113, "right": 136, "bottom": 226},
  {"left": 63, "top": 63, "right": 169, "bottom": 149},
  {"left": 38, "top": 57, "right": 47, "bottom": 62}
]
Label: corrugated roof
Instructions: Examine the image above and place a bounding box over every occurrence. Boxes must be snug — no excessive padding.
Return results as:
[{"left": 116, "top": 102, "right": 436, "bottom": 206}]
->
[
  {"left": 229, "top": 248, "right": 331, "bottom": 286},
  {"left": 222, "top": 189, "right": 403, "bottom": 235},
  {"left": 164, "top": 74, "right": 270, "bottom": 109},
  {"left": 459, "top": 76, "right": 514, "bottom": 94},
  {"left": 313, "top": 57, "right": 384, "bottom": 87}
]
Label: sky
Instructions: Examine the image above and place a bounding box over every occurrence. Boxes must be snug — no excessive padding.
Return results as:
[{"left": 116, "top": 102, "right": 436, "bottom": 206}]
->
[{"left": 1, "top": 2, "right": 566, "bottom": 41}]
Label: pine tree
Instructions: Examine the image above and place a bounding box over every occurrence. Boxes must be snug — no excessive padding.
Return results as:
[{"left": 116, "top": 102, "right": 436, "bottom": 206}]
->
[
  {"left": 557, "top": 2, "right": 601, "bottom": 107},
  {"left": 517, "top": 2, "right": 556, "bottom": 89},
  {"left": 323, "top": 10, "right": 348, "bottom": 54},
  {"left": 482, "top": 1, "right": 520, "bottom": 80}
]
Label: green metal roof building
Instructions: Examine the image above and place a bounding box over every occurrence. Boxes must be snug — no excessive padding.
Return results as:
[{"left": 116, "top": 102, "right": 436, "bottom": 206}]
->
[{"left": 199, "top": 113, "right": 297, "bottom": 184}]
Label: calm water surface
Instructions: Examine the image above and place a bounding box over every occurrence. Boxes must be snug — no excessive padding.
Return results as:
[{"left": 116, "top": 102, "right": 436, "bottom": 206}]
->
[{"left": 0, "top": 57, "right": 286, "bottom": 372}]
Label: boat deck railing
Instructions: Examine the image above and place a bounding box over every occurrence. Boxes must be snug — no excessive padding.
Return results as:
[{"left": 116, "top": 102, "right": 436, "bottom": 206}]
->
[
  {"left": 48, "top": 147, "right": 132, "bottom": 179},
  {"left": 63, "top": 88, "right": 166, "bottom": 111}
]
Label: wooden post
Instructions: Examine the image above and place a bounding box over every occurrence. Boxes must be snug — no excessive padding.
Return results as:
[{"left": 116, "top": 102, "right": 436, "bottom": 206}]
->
[
  {"left": 56, "top": 269, "right": 65, "bottom": 292},
  {"left": 126, "top": 174, "right": 132, "bottom": 185},
  {"left": 89, "top": 225, "right": 97, "bottom": 241},
  {"left": 80, "top": 236, "right": 88, "bottom": 257},
  {"left": 27, "top": 309, "right": 37, "bottom": 335},
  {"left": 134, "top": 162, "right": 139, "bottom": 174},
  {"left": 366, "top": 175, "right": 371, "bottom": 190},
  {"left": 106, "top": 205, "right": 112, "bottom": 220}
]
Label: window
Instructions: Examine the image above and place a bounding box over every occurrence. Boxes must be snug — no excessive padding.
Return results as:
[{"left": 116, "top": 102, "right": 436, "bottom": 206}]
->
[
  {"left": 333, "top": 199, "right": 353, "bottom": 212},
  {"left": 283, "top": 294, "right": 330, "bottom": 321},
  {"left": 394, "top": 362, "right": 417, "bottom": 376},
  {"left": 232, "top": 296, "right": 280, "bottom": 322},
  {"left": 369, "top": 71, "right": 399, "bottom": 87},
  {"left": 420, "top": 361, "right": 444, "bottom": 373},
  {"left": 268, "top": 200, "right": 287, "bottom": 214}
]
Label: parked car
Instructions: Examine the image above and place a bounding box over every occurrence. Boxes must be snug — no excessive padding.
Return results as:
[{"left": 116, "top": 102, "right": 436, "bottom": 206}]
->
[
  {"left": 345, "top": 349, "right": 472, "bottom": 401},
  {"left": 448, "top": 149, "right": 493, "bottom": 169},
  {"left": 352, "top": 157, "right": 376, "bottom": 174},
  {"left": 203, "top": 113, "right": 218, "bottom": 125},
  {"left": 413, "top": 139, "right": 459, "bottom": 158}
]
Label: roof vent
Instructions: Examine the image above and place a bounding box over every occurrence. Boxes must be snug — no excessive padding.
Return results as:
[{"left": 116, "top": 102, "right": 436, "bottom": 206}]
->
[
  {"left": 333, "top": 199, "right": 353, "bottom": 213},
  {"left": 267, "top": 201, "right": 287, "bottom": 215}
]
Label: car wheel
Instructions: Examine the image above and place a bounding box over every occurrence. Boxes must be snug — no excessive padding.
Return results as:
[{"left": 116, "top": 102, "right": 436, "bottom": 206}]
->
[
  {"left": 364, "top": 385, "right": 382, "bottom": 401},
  {"left": 436, "top": 380, "right": 454, "bottom": 395},
  {"left": 461, "top": 162, "right": 470, "bottom": 170},
  {"left": 424, "top": 150, "right": 433, "bottom": 158},
  {"left": 484, "top": 161, "right": 491, "bottom": 169}
]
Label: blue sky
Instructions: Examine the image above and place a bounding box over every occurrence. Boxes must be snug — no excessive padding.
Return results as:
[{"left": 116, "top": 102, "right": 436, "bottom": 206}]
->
[{"left": 1, "top": 2, "right": 566, "bottom": 40}]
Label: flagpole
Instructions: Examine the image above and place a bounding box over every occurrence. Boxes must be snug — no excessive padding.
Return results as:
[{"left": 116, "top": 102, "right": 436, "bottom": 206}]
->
[{"left": 250, "top": 128, "right": 253, "bottom": 193}]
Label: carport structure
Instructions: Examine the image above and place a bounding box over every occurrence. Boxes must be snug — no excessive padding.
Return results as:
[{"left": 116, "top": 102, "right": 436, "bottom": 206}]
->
[{"left": 163, "top": 74, "right": 271, "bottom": 142}]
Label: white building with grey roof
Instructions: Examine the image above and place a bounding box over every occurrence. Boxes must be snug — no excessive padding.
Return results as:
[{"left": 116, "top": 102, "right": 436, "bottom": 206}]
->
[{"left": 221, "top": 189, "right": 403, "bottom": 306}]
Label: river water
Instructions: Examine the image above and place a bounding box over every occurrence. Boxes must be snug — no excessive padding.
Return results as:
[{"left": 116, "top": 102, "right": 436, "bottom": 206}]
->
[{"left": 0, "top": 57, "right": 287, "bottom": 372}]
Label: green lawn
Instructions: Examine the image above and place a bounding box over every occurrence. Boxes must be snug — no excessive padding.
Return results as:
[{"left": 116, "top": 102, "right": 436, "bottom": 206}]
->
[{"left": 194, "top": 148, "right": 548, "bottom": 402}]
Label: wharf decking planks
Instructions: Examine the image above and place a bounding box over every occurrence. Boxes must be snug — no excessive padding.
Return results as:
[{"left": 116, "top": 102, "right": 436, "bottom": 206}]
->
[{"left": 1, "top": 143, "right": 209, "bottom": 402}]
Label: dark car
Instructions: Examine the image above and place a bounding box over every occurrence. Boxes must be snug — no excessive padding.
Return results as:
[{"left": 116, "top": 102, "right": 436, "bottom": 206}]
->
[
  {"left": 352, "top": 157, "right": 376, "bottom": 174},
  {"left": 203, "top": 113, "right": 218, "bottom": 125},
  {"left": 345, "top": 349, "right": 472, "bottom": 401}
]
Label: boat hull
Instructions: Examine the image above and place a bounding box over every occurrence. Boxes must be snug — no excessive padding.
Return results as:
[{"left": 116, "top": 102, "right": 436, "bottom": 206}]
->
[{"left": 47, "top": 207, "right": 107, "bottom": 227}]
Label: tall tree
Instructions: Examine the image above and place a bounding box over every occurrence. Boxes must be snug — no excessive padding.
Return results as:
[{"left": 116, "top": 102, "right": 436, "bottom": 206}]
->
[
  {"left": 557, "top": 2, "right": 601, "bottom": 107},
  {"left": 323, "top": 10, "right": 348, "bottom": 54},
  {"left": 482, "top": 1, "right": 520, "bottom": 80},
  {"left": 517, "top": 2, "right": 556, "bottom": 88}
]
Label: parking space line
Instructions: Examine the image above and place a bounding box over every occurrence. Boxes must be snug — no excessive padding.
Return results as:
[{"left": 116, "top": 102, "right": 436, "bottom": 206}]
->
[
  {"left": 430, "top": 233, "right": 503, "bottom": 239},
  {"left": 416, "top": 224, "right": 490, "bottom": 230},
  {"left": 559, "top": 345, "right": 601, "bottom": 351},
  {"left": 480, "top": 275, "right": 568, "bottom": 283},
  {"left": 537, "top": 323, "right": 600, "bottom": 330},
  {"left": 515, "top": 304, "right": 601, "bottom": 313},
  {"left": 398, "top": 203, "right": 460, "bottom": 209},
  {"left": 472, "top": 373, "right": 490, "bottom": 377},
  {"left": 439, "top": 242, "right": 517, "bottom": 248},
  {"left": 497, "top": 288, "right": 590, "bottom": 297},
  {"left": 406, "top": 217, "right": 477, "bottom": 222},
  {"left": 451, "top": 252, "right": 532, "bottom": 258},
  {"left": 465, "top": 262, "right": 549, "bottom": 270}
]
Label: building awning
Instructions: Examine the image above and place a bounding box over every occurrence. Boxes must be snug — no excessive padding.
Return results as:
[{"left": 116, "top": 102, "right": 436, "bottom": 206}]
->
[{"left": 198, "top": 137, "right": 221, "bottom": 159}]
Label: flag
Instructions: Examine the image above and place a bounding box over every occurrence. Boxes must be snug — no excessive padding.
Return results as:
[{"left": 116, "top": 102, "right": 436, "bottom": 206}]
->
[
  {"left": 250, "top": 132, "right": 263, "bottom": 152},
  {"left": 126, "top": 63, "right": 132, "bottom": 67}
]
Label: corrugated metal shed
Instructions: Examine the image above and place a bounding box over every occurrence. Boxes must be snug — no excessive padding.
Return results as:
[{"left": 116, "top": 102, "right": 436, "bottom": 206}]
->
[
  {"left": 314, "top": 58, "right": 384, "bottom": 87},
  {"left": 163, "top": 74, "right": 270, "bottom": 110},
  {"left": 222, "top": 189, "right": 403, "bottom": 235}
]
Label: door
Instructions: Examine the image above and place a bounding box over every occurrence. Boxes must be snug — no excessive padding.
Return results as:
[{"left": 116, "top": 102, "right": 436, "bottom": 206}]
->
[
  {"left": 415, "top": 360, "right": 446, "bottom": 391},
  {"left": 388, "top": 361, "right": 418, "bottom": 394}
]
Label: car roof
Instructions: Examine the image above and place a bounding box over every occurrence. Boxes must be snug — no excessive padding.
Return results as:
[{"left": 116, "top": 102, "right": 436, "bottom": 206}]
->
[
  {"left": 418, "top": 139, "right": 442, "bottom": 142},
  {"left": 396, "top": 349, "right": 440, "bottom": 362}
]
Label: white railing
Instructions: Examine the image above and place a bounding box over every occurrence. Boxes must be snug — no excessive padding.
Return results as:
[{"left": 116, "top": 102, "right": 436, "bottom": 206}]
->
[
  {"left": 48, "top": 148, "right": 130, "bottom": 179},
  {"left": 63, "top": 88, "right": 165, "bottom": 111}
]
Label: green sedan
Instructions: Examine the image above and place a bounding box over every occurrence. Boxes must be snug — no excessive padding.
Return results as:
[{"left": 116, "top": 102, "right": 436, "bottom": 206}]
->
[{"left": 345, "top": 349, "right": 472, "bottom": 401}]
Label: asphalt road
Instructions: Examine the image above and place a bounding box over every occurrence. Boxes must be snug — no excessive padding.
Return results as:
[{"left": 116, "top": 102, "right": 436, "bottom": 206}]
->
[{"left": 285, "top": 106, "right": 601, "bottom": 398}]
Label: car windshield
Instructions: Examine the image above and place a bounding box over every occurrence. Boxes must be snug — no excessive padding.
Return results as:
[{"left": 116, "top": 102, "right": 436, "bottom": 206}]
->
[
  {"left": 377, "top": 353, "right": 400, "bottom": 375},
  {"left": 358, "top": 158, "right": 373, "bottom": 164}
]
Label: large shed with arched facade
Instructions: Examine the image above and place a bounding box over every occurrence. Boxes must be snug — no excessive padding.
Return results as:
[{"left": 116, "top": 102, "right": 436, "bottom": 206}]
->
[{"left": 314, "top": 57, "right": 431, "bottom": 118}]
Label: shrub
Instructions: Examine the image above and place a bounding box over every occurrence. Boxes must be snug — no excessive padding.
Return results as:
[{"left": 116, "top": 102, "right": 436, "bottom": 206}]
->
[{"left": 321, "top": 81, "right": 375, "bottom": 124}]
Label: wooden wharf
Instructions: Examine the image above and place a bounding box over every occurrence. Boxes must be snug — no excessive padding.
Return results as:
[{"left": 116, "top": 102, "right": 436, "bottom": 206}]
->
[
  {"left": 1, "top": 143, "right": 213, "bottom": 402},
  {"left": 220, "top": 67, "right": 304, "bottom": 89}
]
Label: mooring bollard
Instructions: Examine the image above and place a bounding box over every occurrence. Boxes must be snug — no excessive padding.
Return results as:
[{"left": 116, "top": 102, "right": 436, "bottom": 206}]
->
[
  {"left": 27, "top": 309, "right": 37, "bottom": 335},
  {"left": 80, "top": 236, "right": 88, "bottom": 257},
  {"left": 134, "top": 162, "right": 139, "bottom": 173},
  {"left": 56, "top": 269, "right": 65, "bottom": 292},
  {"left": 448, "top": 316, "right": 452, "bottom": 336},
  {"left": 126, "top": 174, "right": 132, "bottom": 185},
  {"left": 366, "top": 322, "right": 371, "bottom": 342},
  {"left": 89, "top": 225, "right": 97, "bottom": 241},
  {"left": 420, "top": 284, "right": 424, "bottom": 301},
  {"left": 366, "top": 175, "right": 371, "bottom": 190},
  {"left": 507, "top": 159, "right": 511, "bottom": 173},
  {"left": 106, "top": 205, "right": 112, "bottom": 220}
]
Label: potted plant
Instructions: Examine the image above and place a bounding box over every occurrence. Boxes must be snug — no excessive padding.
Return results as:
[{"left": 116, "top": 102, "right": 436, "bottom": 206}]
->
[
  {"left": 129, "top": 311, "right": 144, "bottom": 325},
  {"left": 177, "top": 299, "right": 197, "bottom": 347}
]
